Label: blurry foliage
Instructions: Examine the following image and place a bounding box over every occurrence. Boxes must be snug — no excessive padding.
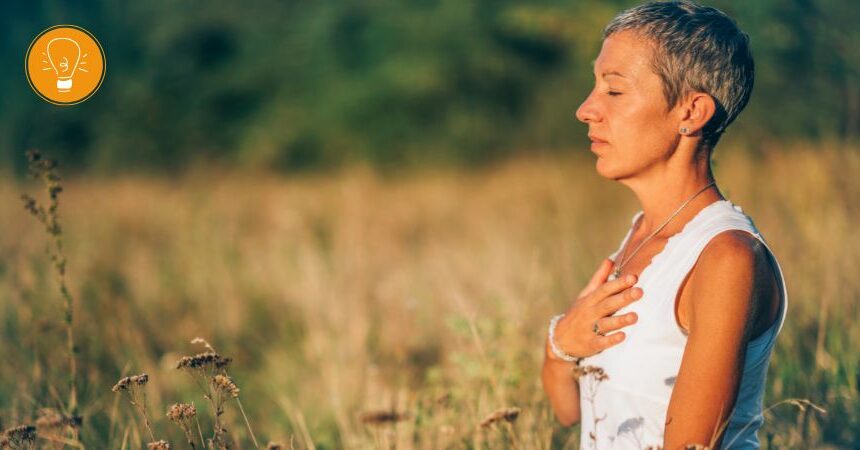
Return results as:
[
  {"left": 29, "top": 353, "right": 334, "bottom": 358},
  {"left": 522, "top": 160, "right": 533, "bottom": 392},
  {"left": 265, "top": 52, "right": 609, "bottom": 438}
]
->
[{"left": 0, "top": 0, "right": 858, "bottom": 173}]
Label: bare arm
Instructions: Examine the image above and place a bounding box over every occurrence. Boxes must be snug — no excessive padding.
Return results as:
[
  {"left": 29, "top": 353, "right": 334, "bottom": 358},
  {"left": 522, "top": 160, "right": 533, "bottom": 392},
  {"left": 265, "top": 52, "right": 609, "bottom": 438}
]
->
[
  {"left": 542, "top": 258, "right": 642, "bottom": 426},
  {"left": 663, "top": 231, "right": 767, "bottom": 449},
  {"left": 542, "top": 337, "right": 582, "bottom": 426}
]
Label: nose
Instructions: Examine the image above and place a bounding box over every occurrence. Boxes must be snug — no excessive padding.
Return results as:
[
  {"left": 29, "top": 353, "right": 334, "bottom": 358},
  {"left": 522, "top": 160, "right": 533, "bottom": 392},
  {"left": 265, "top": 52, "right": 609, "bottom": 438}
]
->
[{"left": 575, "top": 90, "right": 600, "bottom": 124}]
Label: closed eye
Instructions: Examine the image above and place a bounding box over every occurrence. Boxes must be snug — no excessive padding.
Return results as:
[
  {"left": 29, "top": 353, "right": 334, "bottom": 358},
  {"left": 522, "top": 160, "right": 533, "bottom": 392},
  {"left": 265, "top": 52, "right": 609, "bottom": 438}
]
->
[{"left": 607, "top": 91, "right": 622, "bottom": 97}]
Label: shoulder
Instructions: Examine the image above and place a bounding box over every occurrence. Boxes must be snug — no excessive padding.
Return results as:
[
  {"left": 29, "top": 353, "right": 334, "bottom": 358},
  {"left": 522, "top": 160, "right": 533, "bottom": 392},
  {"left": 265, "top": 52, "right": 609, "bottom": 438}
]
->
[
  {"left": 696, "top": 229, "right": 770, "bottom": 283},
  {"left": 700, "top": 229, "right": 763, "bottom": 270},
  {"left": 687, "top": 230, "right": 767, "bottom": 333}
]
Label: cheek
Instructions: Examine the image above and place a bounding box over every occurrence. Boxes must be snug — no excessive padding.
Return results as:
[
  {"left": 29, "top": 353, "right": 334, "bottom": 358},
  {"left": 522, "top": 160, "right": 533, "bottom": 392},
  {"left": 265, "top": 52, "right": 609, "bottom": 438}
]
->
[{"left": 611, "top": 102, "right": 670, "bottom": 146}]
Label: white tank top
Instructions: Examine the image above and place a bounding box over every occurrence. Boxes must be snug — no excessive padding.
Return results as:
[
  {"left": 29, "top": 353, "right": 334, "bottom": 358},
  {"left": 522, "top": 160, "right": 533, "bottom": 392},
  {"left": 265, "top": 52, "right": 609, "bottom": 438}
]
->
[{"left": 578, "top": 199, "right": 788, "bottom": 449}]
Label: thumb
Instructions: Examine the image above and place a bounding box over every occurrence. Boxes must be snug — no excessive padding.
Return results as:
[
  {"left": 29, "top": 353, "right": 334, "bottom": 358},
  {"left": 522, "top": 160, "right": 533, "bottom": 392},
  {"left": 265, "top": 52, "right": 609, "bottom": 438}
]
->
[{"left": 578, "top": 258, "right": 615, "bottom": 298}]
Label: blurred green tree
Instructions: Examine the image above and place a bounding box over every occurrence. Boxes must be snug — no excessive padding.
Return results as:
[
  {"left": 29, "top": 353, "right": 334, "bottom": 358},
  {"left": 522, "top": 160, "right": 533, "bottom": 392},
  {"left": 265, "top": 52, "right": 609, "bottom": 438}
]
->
[{"left": 0, "top": 0, "right": 857, "bottom": 174}]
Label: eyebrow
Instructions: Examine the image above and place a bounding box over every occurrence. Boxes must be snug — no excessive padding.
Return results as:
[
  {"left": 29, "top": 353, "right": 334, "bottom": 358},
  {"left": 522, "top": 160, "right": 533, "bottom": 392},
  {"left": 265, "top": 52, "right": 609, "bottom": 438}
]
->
[
  {"left": 602, "top": 71, "right": 627, "bottom": 79},
  {"left": 590, "top": 59, "right": 628, "bottom": 79}
]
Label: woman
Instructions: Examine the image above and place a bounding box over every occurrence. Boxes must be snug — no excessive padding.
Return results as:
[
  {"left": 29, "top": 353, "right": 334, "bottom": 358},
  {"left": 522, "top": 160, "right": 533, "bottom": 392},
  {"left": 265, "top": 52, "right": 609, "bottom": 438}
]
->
[{"left": 541, "top": 2, "right": 787, "bottom": 449}]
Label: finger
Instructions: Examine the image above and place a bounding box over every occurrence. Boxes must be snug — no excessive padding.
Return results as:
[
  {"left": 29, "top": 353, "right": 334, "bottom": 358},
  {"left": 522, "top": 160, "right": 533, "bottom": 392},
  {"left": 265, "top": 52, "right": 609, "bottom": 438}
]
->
[
  {"left": 585, "top": 258, "right": 615, "bottom": 291},
  {"left": 590, "top": 272, "right": 638, "bottom": 303},
  {"left": 593, "top": 331, "right": 627, "bottom": 352},
  {"left": 598, "top": 286, "right": 643, "bottom": 316},
  {"left": 580, "top": 258, "right": 615, "bottom": 297},
  {"left": 596, "top": 312, "right": 638, "bottom": 334}
]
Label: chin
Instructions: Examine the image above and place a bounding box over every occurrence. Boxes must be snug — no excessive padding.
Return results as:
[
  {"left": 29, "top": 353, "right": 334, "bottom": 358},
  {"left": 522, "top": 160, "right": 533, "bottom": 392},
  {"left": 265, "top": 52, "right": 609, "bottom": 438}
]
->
[
  {"left": 594, "top": 155, "right": 614, "bottom": 179},
  {"left": 594, "top": 156, "right": 632, "bottom": 181}
]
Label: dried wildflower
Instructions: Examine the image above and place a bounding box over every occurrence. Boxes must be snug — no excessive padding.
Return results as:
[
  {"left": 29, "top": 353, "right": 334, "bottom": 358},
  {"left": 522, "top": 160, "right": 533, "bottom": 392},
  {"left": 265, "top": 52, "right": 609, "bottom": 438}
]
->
[
  {"left": 167, "top": 403, "right": 197, "bottom": 422},
  {"left": 147, "top": 440, "right": 170, "bottom": 450},
  {"left": 359, "top": 410, "right": 412, "bottom": 425},
  {"left": 2, "top": 425, "right": 37, "bottom": 449},
  {"left": 112, "top": 373, "right": 156, "bottom": 442},
  {"left": 35, "top": 408, "right": 82, "bottom": 430},
  {"left": 571, "top": 365, "right": 609, "bottom": 382},
  {"left": 576, "top": 365, "right": 609, "bottom": 445},
  {"left": 176, "top": 352, "right": 232, "bottom": 371},
  {"left": 479, "top": 407, "right": 521, "bottom": 428},
  {"left": 112, "top": 377, "right": 130, "bottom": 392},
  {"left": 176, "top": 355, "right": 231, "bottom": 450},
  {"left": 175, "top": 350, "right": 237, "bottom": 448},
  {"left": 212, "top": 374, "right": 240, "bottom": 399},
  {"left": 176, "top": 342, "right": 258, "bottom": 449},
  {"left": 167, "top": 403, "right": 202, "bottom": 450},
  {"left": 20, "top": 148, "right": 79, "bottom": 416},
  {"left": 112, "top": 373, "right": 149, "bottom": 392}
]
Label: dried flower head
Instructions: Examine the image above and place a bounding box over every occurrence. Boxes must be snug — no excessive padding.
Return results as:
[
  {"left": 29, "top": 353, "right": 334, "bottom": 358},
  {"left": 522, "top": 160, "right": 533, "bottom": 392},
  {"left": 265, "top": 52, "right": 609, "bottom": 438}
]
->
[
  {"left": 176, "top": 352, "right": 232, "bottom": 371},
  {"left": 167, "top": 403, "right": 197, "bottom": 423},
  {"left": 2, "top": 425, "right": 37, "bottom": 448},
  {"left": 571, "top": 365, "right": 609, "bottom": 382},
  {"left": 166, "top": 403, "right": 199, "bottom": 449},
  {"left": 479, "top": 407, "right": 521, "bottom": 428},
  {"left": 212, "top": 374, "right": 240, "bottom": 398},
  {"left": 146, "top": 440, "right": 170, "bottom": 450},
  {"left": 112, "top": 373, "right": 149, "bottom": 392},
  {"left": 359, "top": 410, "right": 412, "bottom": 425}
]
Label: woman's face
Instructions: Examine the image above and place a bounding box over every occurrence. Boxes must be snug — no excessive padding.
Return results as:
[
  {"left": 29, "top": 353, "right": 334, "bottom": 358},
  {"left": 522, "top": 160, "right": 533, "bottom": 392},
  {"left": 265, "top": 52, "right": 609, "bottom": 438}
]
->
[{"left": 575, "top": 30, "right": 682, "bottom": 180}]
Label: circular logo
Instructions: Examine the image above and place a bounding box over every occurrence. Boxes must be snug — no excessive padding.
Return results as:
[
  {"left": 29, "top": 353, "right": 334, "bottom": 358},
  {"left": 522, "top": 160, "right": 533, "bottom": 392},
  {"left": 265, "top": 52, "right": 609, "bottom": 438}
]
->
[{"left": 25, "top": 25, "right": 106, "bottom": 105}]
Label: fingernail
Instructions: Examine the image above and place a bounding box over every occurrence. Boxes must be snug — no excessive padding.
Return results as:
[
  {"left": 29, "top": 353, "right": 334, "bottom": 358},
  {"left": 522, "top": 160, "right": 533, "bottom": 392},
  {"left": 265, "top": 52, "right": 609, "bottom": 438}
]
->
[{"left": 626, "top": 274, "right": 636, "bottom": 284}]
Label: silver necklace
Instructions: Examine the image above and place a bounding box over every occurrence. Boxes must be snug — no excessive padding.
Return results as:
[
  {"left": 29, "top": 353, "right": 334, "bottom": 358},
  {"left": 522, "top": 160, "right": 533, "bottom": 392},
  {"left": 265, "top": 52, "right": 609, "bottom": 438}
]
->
[{"left": 612, "top": 181, "right": 717, "bottom": 279}]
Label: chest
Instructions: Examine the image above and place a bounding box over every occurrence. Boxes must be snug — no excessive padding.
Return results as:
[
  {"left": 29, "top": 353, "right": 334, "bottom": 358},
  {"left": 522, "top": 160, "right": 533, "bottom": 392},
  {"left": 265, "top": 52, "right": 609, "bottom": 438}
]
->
[{"left": 614, "top": 234, "right": 694, "bottom": 331}]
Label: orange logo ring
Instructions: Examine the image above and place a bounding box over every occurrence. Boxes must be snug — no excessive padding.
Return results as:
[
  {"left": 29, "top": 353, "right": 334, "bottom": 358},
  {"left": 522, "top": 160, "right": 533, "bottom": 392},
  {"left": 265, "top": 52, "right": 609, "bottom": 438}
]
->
[{"left": 25, "top": 24, "right": 106, "bottom": 106}]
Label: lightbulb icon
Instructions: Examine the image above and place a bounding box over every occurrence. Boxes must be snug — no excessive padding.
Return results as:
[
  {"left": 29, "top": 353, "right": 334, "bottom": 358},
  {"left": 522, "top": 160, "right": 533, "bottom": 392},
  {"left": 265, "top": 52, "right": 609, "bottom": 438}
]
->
[
  {"left": 43, "top": 37, "right": 89, "bottom": 92},
  {"left": 27, "top": 24, "right": 105, "bottom": 105}
]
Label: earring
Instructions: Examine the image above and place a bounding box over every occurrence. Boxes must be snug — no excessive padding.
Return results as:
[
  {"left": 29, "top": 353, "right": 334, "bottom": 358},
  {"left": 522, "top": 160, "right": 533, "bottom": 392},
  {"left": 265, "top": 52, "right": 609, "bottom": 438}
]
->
[{"left": 680, "top": 127, "right": 689, "bottom": 135}]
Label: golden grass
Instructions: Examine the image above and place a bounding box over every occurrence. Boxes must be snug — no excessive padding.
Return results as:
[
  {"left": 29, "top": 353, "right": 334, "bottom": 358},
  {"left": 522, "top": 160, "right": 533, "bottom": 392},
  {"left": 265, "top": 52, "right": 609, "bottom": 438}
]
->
[{"left": 0, "top": 142, "right": 857, "bottom": 448}]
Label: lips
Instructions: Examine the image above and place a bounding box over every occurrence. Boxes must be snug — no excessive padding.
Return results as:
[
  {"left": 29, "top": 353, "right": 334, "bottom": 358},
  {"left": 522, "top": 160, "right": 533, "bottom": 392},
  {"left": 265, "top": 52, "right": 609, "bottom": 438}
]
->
[{"left": 588, "top": 134, "right": 609, "bottom": 144}]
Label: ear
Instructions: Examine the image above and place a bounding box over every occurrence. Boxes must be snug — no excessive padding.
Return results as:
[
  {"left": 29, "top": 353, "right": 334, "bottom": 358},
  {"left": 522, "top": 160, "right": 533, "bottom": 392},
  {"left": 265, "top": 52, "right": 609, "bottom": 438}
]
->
[{"left": 678, "top": 92, "right": 716, "bottom": 136}]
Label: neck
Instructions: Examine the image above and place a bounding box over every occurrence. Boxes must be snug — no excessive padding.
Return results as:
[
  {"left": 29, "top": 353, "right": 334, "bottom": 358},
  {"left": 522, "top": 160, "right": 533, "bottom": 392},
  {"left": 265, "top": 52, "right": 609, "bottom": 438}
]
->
[{"left": 622, "top": 144, "right": 723, "bottom": 238}]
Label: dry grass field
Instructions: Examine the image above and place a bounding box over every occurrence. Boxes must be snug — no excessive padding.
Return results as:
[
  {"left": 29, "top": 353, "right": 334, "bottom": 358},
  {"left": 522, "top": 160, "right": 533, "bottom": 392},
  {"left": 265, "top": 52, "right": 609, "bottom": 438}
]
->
[{"left": 0, "top": 142, "right": 857, "bottom": 449}]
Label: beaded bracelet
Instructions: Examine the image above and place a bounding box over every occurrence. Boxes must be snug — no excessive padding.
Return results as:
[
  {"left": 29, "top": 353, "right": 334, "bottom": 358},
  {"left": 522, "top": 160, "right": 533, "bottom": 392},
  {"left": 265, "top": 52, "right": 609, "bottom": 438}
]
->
[{"left": 548, "top": 314, "right": 583, "bottom": 364}]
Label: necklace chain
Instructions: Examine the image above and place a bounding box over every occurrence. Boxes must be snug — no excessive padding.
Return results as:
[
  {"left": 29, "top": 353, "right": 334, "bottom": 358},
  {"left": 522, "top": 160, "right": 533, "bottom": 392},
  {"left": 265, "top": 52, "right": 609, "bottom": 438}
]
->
[{"left": 612, "top": 181, "right": 717, "bottom": 279}]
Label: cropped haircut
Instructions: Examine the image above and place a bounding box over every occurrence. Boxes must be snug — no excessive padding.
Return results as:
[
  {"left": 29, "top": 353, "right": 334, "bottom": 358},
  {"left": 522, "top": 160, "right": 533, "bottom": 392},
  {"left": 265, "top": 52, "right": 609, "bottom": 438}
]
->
[{"left": 603, "top": 1, "right": 755, "bottom": 150}]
